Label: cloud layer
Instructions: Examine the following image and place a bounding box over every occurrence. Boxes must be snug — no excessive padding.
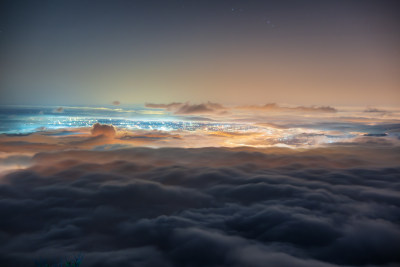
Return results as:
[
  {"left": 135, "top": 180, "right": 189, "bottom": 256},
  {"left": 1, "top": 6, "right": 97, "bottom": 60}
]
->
[
  {"left": 145, "top": 101, "right": 339, "bottom": 116},
  {"left": 1, "top": 146, "right": 399, "bottom": 266}
]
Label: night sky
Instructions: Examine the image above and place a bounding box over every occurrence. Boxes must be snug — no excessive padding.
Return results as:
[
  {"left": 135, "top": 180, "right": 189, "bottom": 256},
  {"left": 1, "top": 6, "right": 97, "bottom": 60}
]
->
[
  {"left": 1, "top": 1, "right": 400, "bottom": 266},
  {"left": 1, "top": 0, "right": 399, "bottom": 106}
]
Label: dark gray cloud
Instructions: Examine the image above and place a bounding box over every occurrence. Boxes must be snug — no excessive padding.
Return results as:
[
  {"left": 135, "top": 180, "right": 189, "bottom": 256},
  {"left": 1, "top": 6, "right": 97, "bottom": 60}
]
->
[
  {"left": 53, "top": 107, "right": 64, "bottom": 113},
  {"left": 364, "top": 107, "right": 388, "bottom": 113},
  {"left": 146, "top": 102, "right": 337, "bottom": 115},
  {"left": 0, "top": 146, "right": 399, "bottom": 266},
  {"left": 238, "top": 103, "right": 337, "bottom": 113},
  {"left": 145, "top": 102, "right": 226, "bottom": 115},
  {"left": 175, "top": 102, "right": 226, "bottom": 115},
  {"left": 363, "top": 133, "right": 388, "bottom": 137},
  {"left": 0, "top": 155, "right": 31, "bottom": 166}
]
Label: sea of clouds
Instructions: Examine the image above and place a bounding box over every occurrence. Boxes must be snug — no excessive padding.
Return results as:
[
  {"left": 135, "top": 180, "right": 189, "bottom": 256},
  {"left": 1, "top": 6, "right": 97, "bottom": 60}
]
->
[{"left": 0, "top": 144, "right": 399, "bottom": 266}]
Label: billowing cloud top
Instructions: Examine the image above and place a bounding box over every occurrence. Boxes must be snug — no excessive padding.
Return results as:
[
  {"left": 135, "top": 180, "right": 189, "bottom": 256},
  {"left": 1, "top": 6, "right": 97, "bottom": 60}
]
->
[
  {"left": 91, "top": 123, "right": 116, "bottom": 138},
  {"left": 0, "top": 145, "right": 400, "bottom": 266}
]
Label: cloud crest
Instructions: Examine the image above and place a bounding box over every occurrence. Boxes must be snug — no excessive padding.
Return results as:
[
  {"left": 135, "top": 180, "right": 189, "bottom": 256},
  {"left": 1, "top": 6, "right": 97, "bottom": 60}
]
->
[{"left": 91, "top": 123, "right": 116, "bottom": 138}]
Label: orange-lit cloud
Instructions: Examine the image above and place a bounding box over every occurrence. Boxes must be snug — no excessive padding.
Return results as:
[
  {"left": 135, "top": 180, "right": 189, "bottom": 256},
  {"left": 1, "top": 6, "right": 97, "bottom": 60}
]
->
[{"left": 91, "top": 123, "right": 117, "bottom": 138}]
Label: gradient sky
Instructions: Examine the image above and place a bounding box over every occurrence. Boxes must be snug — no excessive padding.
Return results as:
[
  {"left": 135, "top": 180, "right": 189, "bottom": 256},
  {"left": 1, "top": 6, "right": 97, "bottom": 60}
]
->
[{"left": 1, "top": 0, "right": 399, "bottom": 106}]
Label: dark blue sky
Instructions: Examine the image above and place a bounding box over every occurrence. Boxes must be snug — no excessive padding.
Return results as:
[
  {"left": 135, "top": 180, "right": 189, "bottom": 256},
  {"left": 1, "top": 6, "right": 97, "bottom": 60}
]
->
[{"left": 1, "top": 0, "right": 399, "bottom": 106}]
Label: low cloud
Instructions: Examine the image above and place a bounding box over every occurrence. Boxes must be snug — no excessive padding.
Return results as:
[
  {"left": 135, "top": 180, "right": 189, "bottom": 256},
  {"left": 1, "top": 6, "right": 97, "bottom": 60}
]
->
[
  {"left": 91, "top": 123, "right": 116, "bottom": 138},
  {"left": 146, "top": 102, "right": 337, "bottom": 114},
  {"left": 295, "top": 105, "right": 337, "bottom": 113},
  {"left": 175, "top": 102, "right": 226, "bottom": 114},
  {"left": 364, "top": 107, "right": 389, "bottom": 115},
  {"left": 1, "top": 120, "right": 399, "bottom": 153},
  {"left": 112, "top": 101, "right": 121, "bottom": 105},
  {"left": 363, "top": 133, "right": 388, "bottom": 137},
  {"left": 238, "top": 103, "right": 337, "bottom": 113},
  {"left": 0, "top": 146, "right": 399, "bottom": 266},
  {"left": 145, "top": 102, "right": 226, "bottom": 115},
  {"left": 0, "top": 154, "right": 32, "bottom": 174},
  {"left": 118, "top": 131, "right": 181, "bottom": 141},
  {"left": 53, "top": 107, "right": 64, "bottom": 113}
]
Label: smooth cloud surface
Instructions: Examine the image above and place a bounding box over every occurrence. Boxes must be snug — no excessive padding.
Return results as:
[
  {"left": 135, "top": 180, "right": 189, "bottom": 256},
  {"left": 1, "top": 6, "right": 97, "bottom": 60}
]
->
[{"left": 1, "top": 146, "right": 400, "bottom": 266}]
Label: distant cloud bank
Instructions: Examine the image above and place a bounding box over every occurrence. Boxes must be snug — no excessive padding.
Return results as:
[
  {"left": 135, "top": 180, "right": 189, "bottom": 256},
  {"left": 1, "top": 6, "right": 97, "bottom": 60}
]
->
[
  {"left": 146, "top": 101, "right": 226, "bottom": 114},
  {"left": 146, "top": 101, "right": 337, "bottom": 114},
  {"left": 237, "top": 103, "right": 337, "bottom": 113}
]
